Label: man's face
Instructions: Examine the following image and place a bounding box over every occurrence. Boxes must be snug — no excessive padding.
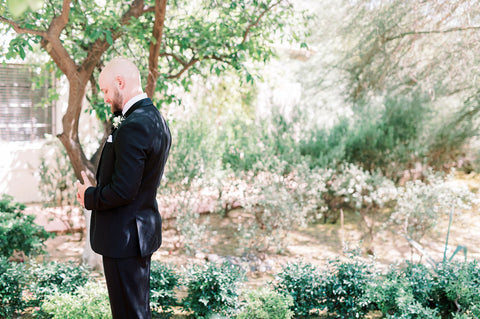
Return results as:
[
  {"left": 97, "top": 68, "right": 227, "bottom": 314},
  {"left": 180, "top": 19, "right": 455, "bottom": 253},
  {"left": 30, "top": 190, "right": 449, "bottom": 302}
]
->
[{"left": 99, "top": 76, "right": 123, "bottom": 114}]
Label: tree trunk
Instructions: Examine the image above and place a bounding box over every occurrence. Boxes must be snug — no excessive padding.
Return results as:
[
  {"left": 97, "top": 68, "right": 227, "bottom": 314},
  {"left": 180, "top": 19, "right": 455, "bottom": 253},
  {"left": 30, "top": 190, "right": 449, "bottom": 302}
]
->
[
  {"left": 57, "top": 77, "right": 96, "bottom": 183},
  {"left": 146, "top": 0, "right": 168, "bottom": 97}
]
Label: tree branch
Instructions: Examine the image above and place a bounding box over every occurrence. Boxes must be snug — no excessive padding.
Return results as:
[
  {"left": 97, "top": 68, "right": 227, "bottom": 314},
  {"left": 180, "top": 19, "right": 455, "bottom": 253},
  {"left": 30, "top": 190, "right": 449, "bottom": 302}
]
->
[
  {"left": 166, "top": 57, "right": 199, "bottom": 79},
  {"left": 242, "top": 0, "right": 283, "bottom": 45},
  {"left": 80, "top": 0, "right": 146, "bottom": 79},
  {"left": 0, "top": 16, "right": 47, "bottom": 36},
  {"left": 155, "top": 0, "right": 284, "bottom": 82},
  {"left": 40, "top": 0, "right": 78, "bottom": 79},
  {"left": 386, "top": 26, "right": 480, "bottom": 42},
  {"left": 143, "top": 6, "right": 155, "bottom": 13},
  {"left": 160, "top": 52, "right": 188, "bottom": 66},
  {"left": 162, "top": 52, "right": 231, "bottom": 79}
]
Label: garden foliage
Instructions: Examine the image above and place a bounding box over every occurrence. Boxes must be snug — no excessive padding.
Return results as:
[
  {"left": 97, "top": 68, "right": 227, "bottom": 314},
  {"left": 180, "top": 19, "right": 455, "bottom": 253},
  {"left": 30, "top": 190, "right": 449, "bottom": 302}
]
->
[
  {"left": 150, "top": 261, "right": 181, "bottom": 316},
  {"left": 181, "top": 261, "right": 246, "bottom": 318},
  {"left": 2, "top": 250, "right": 480, "bottom": 318},
  {"left": 274, "top": 261, "right": 323, "bottom": 317},
  {"left": 40, "top": 281, "right": 110, "bottom": 319},
  {"left": 0, "top": 195, "right": 52, "bottom": 259},
  {"left": 26, "top": 261, "right": 91, "bottom": 307},
  {"left": 388, "top": 171, "right": 479, "bottom": 243},
  {"left": 319, "top": 252, "right": 376, "bottom": 318},
  {"left": 370, "top": 260, "right": 480, "bottom": 318},
  {"left": 236, "top": 287, "right": 294, "bottom": 319},
  {"left": 0, "top": 257, "right": 26, "bottom": 318}
]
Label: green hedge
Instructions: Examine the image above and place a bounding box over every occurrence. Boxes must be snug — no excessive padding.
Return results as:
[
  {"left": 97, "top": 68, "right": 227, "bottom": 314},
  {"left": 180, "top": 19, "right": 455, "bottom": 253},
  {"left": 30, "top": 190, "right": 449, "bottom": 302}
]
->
[{"left": 3, "top": 257, "right": 480, "bottom": 318}]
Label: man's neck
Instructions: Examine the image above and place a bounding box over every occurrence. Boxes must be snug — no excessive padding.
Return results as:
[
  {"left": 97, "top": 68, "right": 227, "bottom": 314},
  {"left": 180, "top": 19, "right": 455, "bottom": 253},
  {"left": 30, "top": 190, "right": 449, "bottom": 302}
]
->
[{"left": 122, "top": 92, "right": 148, "bottom": 116}]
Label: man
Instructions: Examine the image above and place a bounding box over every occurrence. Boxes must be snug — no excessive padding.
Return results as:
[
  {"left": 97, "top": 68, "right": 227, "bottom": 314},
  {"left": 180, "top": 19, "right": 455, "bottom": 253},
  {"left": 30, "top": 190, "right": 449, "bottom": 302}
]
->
[{"left": 76, "top": 57, "right": 171, "bottom": 319}]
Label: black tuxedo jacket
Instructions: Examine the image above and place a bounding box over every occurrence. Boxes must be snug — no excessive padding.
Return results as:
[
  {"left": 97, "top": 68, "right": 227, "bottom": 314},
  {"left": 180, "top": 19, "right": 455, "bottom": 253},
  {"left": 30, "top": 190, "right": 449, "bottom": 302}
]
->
[{"left": 85, "top": 98, "right": 171, "bottom": 258}]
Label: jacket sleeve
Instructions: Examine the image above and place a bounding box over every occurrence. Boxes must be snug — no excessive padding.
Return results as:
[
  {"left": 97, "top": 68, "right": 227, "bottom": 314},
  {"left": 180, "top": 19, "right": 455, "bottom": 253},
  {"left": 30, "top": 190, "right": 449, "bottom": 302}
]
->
[{"left": 84, "top": 117, "right": 151, "bottom": 211}]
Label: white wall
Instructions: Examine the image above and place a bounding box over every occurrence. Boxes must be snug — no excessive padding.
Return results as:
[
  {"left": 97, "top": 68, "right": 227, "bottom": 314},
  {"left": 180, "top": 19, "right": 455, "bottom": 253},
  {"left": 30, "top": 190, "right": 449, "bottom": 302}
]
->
[
  {"left": 0, "top": 76, "right": 101, "bottom": 203},
  {"left": 0, "top": 141, "right": 45, "bottom": 203}
]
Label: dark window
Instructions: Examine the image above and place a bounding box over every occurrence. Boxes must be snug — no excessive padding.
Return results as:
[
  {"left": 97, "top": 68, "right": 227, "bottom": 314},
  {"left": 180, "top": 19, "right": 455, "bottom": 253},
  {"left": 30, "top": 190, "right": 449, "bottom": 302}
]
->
[{"left": 0, "top": 64, "right": 55, "bottom": 142}]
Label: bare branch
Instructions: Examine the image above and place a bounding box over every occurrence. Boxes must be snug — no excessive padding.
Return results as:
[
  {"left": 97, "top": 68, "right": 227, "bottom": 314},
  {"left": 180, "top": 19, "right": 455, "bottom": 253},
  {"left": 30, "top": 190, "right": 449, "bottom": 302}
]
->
[
  {"left": 164, "top": 53, "right": 232, "bottom": 79},
  {"left": 160, "top": 52, "right": 185, "bottom": 65},
  {"left": 386, "top": 26, "right": 480, "bottom": 42},
  {"left": 0, "top": 16, "right": 47, "bottom": 36},
  {"left": 166, "top": 58, "right": 199, "bottom": 79}
]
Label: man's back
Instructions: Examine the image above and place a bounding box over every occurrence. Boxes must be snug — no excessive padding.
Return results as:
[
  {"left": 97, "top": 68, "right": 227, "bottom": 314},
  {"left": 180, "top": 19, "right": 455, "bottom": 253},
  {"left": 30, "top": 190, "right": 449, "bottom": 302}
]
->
[{"left": 86, "top": 98, "right": 171, "bottom": 258}]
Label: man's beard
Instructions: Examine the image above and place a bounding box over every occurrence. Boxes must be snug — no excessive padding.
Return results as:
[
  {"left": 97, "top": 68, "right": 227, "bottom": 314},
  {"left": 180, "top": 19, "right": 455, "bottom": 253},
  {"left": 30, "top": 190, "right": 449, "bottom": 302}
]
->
[{"left": 111, "top": 88, "right": 123, "bottom": 113}]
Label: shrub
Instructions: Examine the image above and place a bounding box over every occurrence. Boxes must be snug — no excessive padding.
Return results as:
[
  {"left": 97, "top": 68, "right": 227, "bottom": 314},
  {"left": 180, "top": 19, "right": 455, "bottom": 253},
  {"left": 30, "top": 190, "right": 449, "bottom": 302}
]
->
[
  {"left": 182, "top": 261, "right": 246, "bottom": 318},
  {"left": 40, "top": 281, "right": 110, "bottom": 319},
  {"left": 299, "top": 117, "right": 349, "bottom": 168},
  {"left": 425, "top": 98, "right": 478, "bottom": 169},
  {"left": 285, "top": 163, "right": 328, "bottom": 224},
  {"left": 321, "top": 163, "right": 396, "bottom": 227},
  {"left": 371, "top": 260, "right": 480, "bottom": 318},
  {"left": 273, "top": 262, "right": 322, "bottom": 317},
  {"left": 431, "top": 261, "right": 480, "bottom": 318},
  {"left": 388, "top": 171, "right": 478, "bottom": 243},
  {"left": 157, "top": 180, "right": 211, "bottom": 255},
  {"left": 0, "top": 194, "right": 26, "bottom": 214},
  {"left": 236, "top": 287, "right": 294, "bottom": 319},
  {"left": 0, "top": 194, "right": 53, "bottom": 259},
  {"left": 320, "top": 252, "right": 376, "bottom": 318},
  {"left": 344, "top": 93, "right": 429, "bottom": 175},
  {"left": 150, "top": 261, "right": 180, "bottom": 316},
  {"left": 164, "top": 106, "right": 223, "bottom": 184},
  {"left": 239, "top": 165, "right": 305, "bottom": 254},
  {"left": 26, "top": 261, "right": 91, "bottom": 307},
  {"left": 369, "top": 262, "right": 439, "bottom": 318},
  {"left": 0, "top": 257, "right": 26, "bottom": 318}
]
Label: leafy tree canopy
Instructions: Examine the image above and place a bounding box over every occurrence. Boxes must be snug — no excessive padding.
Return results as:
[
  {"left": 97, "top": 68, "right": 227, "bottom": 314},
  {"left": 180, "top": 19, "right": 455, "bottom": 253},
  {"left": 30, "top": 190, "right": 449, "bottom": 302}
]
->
[{"left": 0, "top": 0, "right": 310, "bottom": 178}]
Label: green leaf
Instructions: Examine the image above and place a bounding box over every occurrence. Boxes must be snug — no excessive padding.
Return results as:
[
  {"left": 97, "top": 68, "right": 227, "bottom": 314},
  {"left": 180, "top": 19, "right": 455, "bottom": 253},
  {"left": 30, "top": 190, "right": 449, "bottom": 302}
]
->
[
  {"left": 19, "top": 47, "right": 26, "bottom": 60},
  {"left": 105, "top": 31, "right": 113, "bottom": 45},
  {"left": 246, "top": 72, "right": 253, "bottom": 84}
]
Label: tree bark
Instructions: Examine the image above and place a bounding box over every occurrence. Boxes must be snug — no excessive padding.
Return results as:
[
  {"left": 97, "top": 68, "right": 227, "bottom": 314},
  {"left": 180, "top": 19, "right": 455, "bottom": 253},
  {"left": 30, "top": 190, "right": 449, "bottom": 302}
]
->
[{"left": 146, "top": 0, "right": 168, "bottom": 97}]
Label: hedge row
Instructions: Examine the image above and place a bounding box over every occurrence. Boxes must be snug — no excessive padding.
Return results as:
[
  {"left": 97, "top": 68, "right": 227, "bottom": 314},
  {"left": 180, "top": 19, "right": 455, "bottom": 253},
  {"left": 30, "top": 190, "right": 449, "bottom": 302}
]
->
[{"left": 2, "top": 254, "right": 480, "bottom": 319}]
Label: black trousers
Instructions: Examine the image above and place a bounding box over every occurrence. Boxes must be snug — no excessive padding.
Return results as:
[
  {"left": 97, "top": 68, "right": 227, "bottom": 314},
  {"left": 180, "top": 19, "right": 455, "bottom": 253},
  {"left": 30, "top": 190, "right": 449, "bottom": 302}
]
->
[{"left": 102, "top": 254, "right": 152, "bottom": 319}]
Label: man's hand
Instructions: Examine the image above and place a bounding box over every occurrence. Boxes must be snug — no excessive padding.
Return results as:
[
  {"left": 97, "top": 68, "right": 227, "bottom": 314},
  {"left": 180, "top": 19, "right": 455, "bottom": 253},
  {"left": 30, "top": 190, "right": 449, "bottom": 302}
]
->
[{"left": 75, "top": 171, "right": 92, "bottom": 208}]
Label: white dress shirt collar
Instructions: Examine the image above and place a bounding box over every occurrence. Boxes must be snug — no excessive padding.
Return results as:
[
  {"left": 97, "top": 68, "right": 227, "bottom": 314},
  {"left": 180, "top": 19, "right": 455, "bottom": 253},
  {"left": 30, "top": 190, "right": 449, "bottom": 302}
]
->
[{"left": 122, "top": 93, "right": 148, "bottom": 116}]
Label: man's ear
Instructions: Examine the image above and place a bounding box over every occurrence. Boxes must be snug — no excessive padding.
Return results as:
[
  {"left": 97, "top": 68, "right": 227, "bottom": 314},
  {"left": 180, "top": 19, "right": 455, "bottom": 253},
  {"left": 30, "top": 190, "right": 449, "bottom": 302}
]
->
[{"left": 115, "top": 75, "right": 126, "bottom": 89}]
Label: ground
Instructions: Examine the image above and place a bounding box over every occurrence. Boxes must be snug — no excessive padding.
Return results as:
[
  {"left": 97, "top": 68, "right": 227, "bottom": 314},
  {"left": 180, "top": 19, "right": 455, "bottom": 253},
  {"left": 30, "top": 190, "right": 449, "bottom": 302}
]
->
[{"left": 31, "top": 196, "right": 480, "bottom": 284}]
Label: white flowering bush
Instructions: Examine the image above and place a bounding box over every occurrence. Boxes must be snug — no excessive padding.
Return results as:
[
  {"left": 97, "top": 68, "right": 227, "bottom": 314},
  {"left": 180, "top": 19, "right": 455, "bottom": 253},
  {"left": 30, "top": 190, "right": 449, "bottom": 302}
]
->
[
  {"left": 288, "top": 163, "right": 329, "bottom": 223},
  {"left": 238, "top": 168, "right": 303, "bottom": 253},
  {"left": 388, "top": 171, "right": 479, "bottom": 243},
  {"left": 323, "top": 164, "right": 396, "bottom": 213},
  {"left": 158, "top": 178, "right": 213, "bottom": 255},
  {"left": 319, "top": 164, "right": 397, "bottom": 247},
  {"left": 215, "top": 171, "right": 250, "bottom": 216}
]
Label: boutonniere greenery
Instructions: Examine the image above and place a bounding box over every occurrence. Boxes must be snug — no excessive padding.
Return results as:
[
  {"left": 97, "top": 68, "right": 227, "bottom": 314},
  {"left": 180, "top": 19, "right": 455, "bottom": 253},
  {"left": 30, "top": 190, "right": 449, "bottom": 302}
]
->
[{"left": 112, "top": 115, "right": 125, "bottom": 129}]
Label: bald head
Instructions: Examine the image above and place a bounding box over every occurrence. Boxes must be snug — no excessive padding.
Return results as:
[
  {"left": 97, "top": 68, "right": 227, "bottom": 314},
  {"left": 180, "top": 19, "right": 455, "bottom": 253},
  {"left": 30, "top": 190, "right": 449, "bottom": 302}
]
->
[{"left": 99, "top": 58, "right": 144, "bottom": 113}]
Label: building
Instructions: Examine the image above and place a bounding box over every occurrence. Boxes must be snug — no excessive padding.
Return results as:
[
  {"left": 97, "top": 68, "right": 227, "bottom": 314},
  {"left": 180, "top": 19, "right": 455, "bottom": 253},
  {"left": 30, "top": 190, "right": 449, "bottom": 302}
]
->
[{"left": 0, "top": 63, "right": 99, "bottom": 203}]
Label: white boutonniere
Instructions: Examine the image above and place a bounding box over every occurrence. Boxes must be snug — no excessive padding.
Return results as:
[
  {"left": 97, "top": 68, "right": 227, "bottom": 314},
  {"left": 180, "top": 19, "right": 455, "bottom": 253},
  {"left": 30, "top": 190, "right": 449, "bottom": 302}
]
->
[{"left": 112, "top": 115, "right": 125, "bottom": 129}]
